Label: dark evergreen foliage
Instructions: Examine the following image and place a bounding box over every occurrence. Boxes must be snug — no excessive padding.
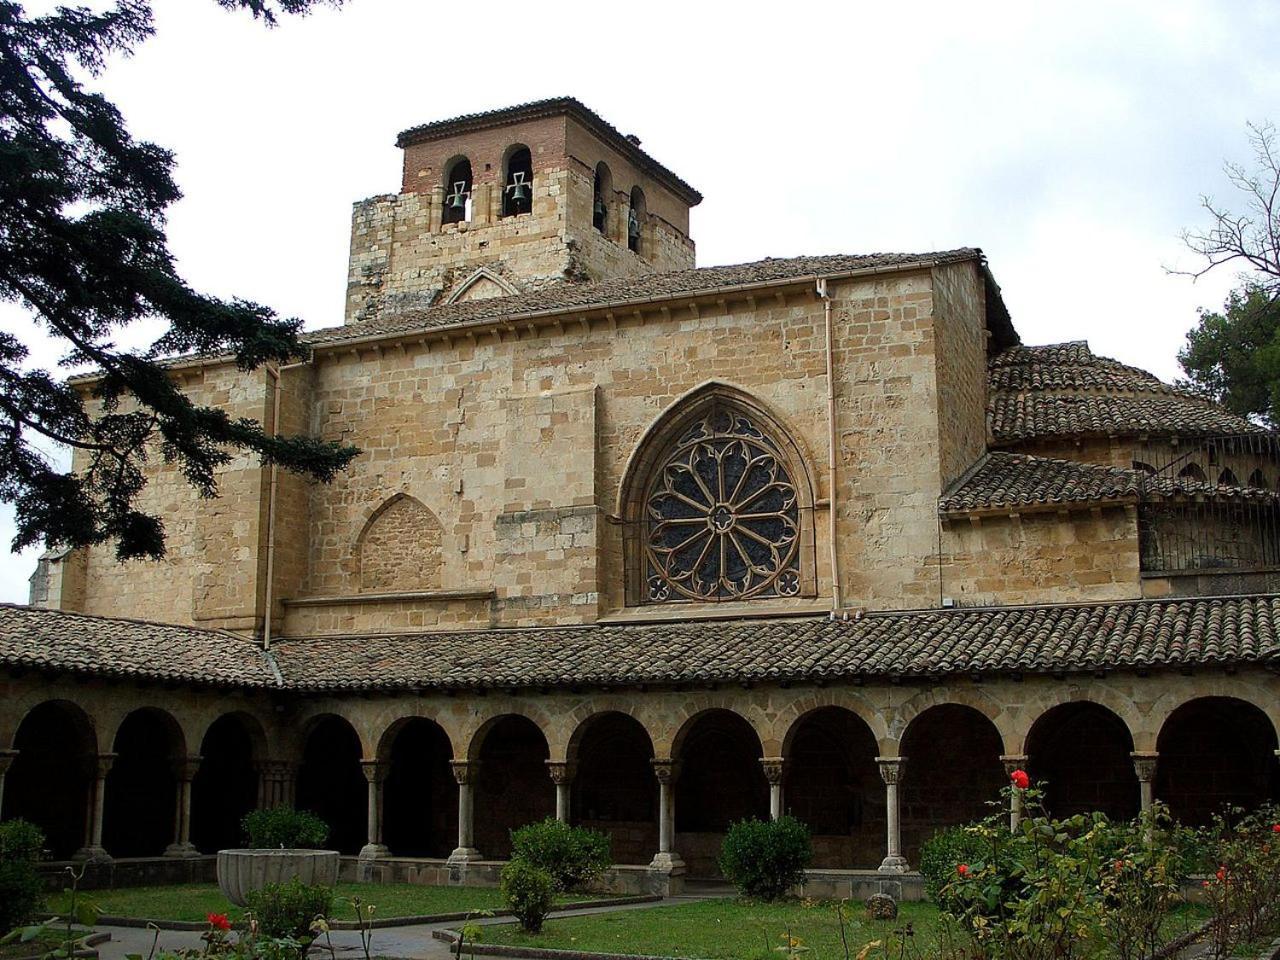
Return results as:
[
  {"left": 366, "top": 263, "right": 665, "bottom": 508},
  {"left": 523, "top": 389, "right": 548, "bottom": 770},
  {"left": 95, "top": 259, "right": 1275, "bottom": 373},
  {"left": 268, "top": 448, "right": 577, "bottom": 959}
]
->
[{"left": 0, "top": 0, "right": 354, "bottom": 561}]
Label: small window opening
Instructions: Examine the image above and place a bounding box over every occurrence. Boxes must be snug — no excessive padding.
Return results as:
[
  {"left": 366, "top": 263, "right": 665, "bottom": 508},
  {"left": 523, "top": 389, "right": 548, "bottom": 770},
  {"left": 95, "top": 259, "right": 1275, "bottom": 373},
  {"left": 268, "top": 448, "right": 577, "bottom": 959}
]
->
[
  {"left": 1218, "top": 468, "right": 1239, "bottom": 486},
  {"left": 1178, "top": 462, "right": 1207, "bottom": 483},
  {"left": 502, "top": 147, "right": 532, "bottom": 217},
  {"left": 1131, "top": 460, "right": 1156, "bottom": 475},
  {"left": 1248, "top": 468, "right": 1267, "bottom": 488},
  {"left": 443, "top": 158, "right": 473, "bottom": 225}
]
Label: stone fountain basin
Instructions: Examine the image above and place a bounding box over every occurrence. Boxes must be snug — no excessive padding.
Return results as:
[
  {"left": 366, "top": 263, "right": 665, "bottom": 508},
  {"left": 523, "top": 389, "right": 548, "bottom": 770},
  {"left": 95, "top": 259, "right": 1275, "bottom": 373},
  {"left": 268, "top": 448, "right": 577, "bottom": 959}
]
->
[{"left": 216, "top": 848, "right": 339, "bottom": 906}]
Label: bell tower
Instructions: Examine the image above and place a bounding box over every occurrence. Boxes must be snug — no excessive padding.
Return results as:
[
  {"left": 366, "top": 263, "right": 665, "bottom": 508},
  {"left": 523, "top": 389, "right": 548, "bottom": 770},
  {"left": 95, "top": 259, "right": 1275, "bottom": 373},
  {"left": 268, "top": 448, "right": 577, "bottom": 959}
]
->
[{"left": 344, "top": 98, "right": 702, "bottom": 326}]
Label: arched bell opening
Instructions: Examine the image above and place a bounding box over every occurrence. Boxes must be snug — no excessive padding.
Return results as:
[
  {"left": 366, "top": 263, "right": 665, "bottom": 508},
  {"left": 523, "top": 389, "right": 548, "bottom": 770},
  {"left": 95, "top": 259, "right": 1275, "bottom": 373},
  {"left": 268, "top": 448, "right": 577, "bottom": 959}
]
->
[
  {"left": 782, "top": 706, "right": 882, "bottom": 869},
  {"left": 501, "top": 146, "right": 533, "bottom": 218},
  {"left": 296, "top": 715, "right": 365, "bottom": 854},
  {"left": 381, "top": 718, "right": 456, "bottom": 857},
  {"left": 1156, "top": 697, "right": 1280, "bottom": 826},
  {"left": 473, "top": 715, "right": 553, "bottom": 860},
  {"left": 4, "top": 701, "right": 96, "bottom": 859},
  {"left": 192, "top": 713, "right": 264, "bottom": 853},
  {"left": 104, "top": 708, "right": 184, "bottom": 856},
  {"left": 442, "top": 157, "right": 473, "bottom": 225},
  {"left": 592, "top": 162, "right": 612, "bottom": 235},
  {"left": 1026, "top": 701, "right": 1138, "bottom": 821},
  {"left": 569, "top": 712, "right": 656, "bottom": 865},
  {"left": 673, "top": 709, "right": 767, "bottom": 877},
  {"left": 899, "top": 705, "right": 1005, "bottom": 864},
  {"left": 627, "top": 186, "right": 646, "bottom": 255}
]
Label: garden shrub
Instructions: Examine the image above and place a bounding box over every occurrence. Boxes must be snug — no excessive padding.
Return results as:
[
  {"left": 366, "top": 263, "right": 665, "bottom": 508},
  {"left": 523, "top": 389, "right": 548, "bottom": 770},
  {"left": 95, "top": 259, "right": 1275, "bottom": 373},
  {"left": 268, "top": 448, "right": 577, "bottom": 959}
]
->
[
  {"left": 500, "top": 859, "right": 554, "bottom": 933},
  {"left": 718, "top": 815, "right": 812, "bottom": 901},
  {"left": 0, "top": 819, "right": 46, "bottom": 934},
  {"left": 918, "top": 824, "right": 987, "bottom": 904},
  {"left": 1096, "top": 808, "right": 1186, "bottom": 960},
  {"left": 240, "top": 808, "right": 329, "bottom": 849},
  {"left": 509, "top": 818, "right": 611, "bottom": 892},
  {"left": 244, "top": 878, "right": 332, "bottom": 943}
]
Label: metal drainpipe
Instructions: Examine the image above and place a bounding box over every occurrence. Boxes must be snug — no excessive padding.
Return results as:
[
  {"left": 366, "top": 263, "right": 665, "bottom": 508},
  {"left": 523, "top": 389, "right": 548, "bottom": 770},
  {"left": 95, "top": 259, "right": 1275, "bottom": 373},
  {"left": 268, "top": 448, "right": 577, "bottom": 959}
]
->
[
  {"left": 816, "top": 278, "right": 841, "bottom": 614},
  {"left": 262, "top": 359, "right": 309, "bottom": 651}
]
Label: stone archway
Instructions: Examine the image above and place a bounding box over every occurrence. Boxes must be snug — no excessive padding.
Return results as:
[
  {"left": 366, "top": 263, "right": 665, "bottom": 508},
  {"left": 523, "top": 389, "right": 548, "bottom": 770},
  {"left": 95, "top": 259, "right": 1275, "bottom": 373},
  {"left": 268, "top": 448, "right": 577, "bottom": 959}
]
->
[
  {"left": 381, "top": 718, "right": 455, "bottom": 858},
  {"left": 1156, "top": 697, "right": 1280, "bottom": 825},
  {"left": 899, "top": 704, "right": 1005, "bottom": 864},
  {"left": 473, "top": 715, "right": 554, "bottom": 860},
  {"left": 3, "top": 701, "right": 96, "bottom": 859},
  {"left": 782, "top": 706, "right": 882, "bottom": 869},
  {"left": 673, "top": 709, "right": 768, "bottom": 877},
  {"left": 296, "top": 715, "right": 365, "bottom": 855},
  {"left": 1027, "top": 701, "right": 1138, "bottom": 821},
  {"left": 192, "top": 713, "right": 265, "bottom": 853},
  {"left": 104, "top": 708, "right": 184, "bottom": 857},
  {"left": 569, "top": 712, "right": 657, "bottom": 866}
]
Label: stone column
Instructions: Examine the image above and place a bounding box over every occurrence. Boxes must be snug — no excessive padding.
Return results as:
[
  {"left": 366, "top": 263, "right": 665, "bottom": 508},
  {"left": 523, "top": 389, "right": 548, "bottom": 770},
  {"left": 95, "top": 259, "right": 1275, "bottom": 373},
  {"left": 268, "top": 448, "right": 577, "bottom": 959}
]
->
[
  {"left": 1001, "top": 754, "right": 1029, "bottom": 832},
  {"left": 546, "top": 761, "right": 574, "bottom": 824},
  {"left": 359, "top": 760, "right": 390, "bottom": 860},
  {"left": 649, "top": 759, "right": 684, "bottom": 873},
  {"left": 761, "top": 758, "right": 785, "bottom": 820},
  {"left": 0, "top": 749, "right": 17, "bottom": 816},
  {"left": 1131, "top": 752, "right": 1158, "bottom": 815},
  {"left": 76, "top": 753, "right": 115, "bottom": 862},
  {"left": 447, "top": 761, "right": 481, "bottom": 863},
  {"left": 256, "top": 760, "right": 298, "bottom": 809},
  {"left": 164, "top": 755, "right": 202, "bottom": 857},
  {"left": 876, "top": 757, "right": 908, "bottom": 874}
]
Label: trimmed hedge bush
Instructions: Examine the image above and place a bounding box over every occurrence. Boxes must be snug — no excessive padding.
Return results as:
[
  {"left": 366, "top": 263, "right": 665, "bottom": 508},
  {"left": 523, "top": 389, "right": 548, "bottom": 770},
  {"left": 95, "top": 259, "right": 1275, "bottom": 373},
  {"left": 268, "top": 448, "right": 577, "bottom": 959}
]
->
[
  {"left": 509, "top": 818, "right": 611, "bottom": 892},
  {"left": 718, "top": 815, "right": 812, "bottom": 901},
  {"left": 241, "top": 808, "right": 329, "bottom": 850},
  {"left": 500, "top": 859, "right": 554, "bottom": 933},
  {"left": 0, "top": 819, "right": 45, "bottom": 934},
  {"left": 244, "top": 877, "right": 332, "bottom": 943},
  {"left": 919, "top": 825, "right": 988, "bottom": 903}
]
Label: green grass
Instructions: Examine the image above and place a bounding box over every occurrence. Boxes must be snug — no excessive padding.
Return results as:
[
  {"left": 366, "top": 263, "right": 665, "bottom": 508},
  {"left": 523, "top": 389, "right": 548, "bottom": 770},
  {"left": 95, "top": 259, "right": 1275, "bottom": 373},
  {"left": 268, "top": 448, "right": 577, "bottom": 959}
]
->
[
  {"left": 48, "top": 882, "right": 591, "bottom": 924},
  {"left": 482, "top": 898, "right": 1215, "bottom": 960},
  {"left": 0, "top": 928, "right": 93, "bottom": 959}
]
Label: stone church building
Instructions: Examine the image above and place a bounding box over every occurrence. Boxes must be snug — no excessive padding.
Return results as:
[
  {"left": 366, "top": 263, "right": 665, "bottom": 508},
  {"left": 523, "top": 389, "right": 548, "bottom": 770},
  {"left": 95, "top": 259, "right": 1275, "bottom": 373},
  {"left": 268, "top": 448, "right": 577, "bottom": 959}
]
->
[{"left": 3, "top": 98, "right": 1278, "bottom": 894}]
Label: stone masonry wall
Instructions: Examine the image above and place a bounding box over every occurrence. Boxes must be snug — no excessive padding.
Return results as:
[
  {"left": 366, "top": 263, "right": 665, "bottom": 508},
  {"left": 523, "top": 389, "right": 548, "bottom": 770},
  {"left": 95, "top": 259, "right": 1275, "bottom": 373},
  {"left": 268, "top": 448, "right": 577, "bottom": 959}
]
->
[
  {"left": 358, "top": 496, "right": 443, "bottom": 592},
  {"left": 931, "top": 260, "right": 989, "bottom": 488}
]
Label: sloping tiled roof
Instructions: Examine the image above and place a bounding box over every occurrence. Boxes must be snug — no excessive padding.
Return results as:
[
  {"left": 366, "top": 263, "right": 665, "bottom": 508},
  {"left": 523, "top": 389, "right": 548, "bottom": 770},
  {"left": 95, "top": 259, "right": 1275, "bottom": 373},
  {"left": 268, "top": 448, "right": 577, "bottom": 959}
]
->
[
  {"left": 0, "top": 604, "right": 278, "bottom": 688},
  {"left": 940, "top": 452, "right": 1280, "bottom": 515},
  {"left": 988, "top": 342, "right": 1264, "bottom": 443},
  {"left": 2, "top": 597, "right": 1277, "bottom": 692},
  {"left": 307, "top": 249, "right": 984, "bottom": 347},
  {"left": 394, "top": 97, "right": 703, "bottom": 206},
  {"left": 939, "top": 453, "right": 1144, "bottom": 513}
]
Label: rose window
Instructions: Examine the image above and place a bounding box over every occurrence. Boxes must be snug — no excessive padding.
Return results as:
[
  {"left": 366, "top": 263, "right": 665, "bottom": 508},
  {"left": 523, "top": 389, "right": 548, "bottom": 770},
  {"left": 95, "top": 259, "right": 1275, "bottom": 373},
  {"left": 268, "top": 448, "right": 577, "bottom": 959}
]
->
[{"left": 643, "top": 406, "right": 801, "bottom": 603}]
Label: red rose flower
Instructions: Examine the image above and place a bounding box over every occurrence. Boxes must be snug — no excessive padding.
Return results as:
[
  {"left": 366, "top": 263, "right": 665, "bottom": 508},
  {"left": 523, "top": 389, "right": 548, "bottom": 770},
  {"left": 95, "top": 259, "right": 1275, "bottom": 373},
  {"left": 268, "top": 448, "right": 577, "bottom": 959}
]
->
[
  {"left": 207, "top": 913, "right": 231, "bottom": 931},
  {"left": 1010, "top": 769, "right": 1030, "bottom": 790},
  {"left": 1113, "top": 860, "right": 1124, "bottom": 873},
  {"left": 1272, "top": 824, "right": 1280, "bottom": 834},
  {"left": 1202, "top": 880, "right": 1211, "bottom": 888},
  {"left": 1215, "top": 867, "right": 1226, "bottom": 882},
  {"left": 957, "top": 863, "right": 969, "bottom": 876}
]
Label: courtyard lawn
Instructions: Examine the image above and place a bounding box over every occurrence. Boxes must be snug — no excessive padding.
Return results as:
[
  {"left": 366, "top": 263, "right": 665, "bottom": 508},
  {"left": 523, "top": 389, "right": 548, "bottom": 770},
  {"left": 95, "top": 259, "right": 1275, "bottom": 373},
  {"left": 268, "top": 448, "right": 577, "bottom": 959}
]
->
[
  {"left": 49, "top": 882, "right": 590, "bottom": 924},
  {"left": 482, "top": 898, "right": 1214, "bottom": 960}
]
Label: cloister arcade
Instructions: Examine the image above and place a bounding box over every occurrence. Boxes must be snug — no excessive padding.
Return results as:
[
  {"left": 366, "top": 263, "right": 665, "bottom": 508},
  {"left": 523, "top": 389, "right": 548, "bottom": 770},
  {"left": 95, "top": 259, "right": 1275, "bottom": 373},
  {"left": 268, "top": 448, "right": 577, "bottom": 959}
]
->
[{"left": 1, "top": 677, "right": 1277, "bottom": 877}]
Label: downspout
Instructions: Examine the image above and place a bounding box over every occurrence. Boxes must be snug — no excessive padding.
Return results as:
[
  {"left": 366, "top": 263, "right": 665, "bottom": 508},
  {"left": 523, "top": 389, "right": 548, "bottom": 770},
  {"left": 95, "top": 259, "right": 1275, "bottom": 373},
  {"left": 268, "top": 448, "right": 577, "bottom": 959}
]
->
[
  {"left": 262, "top": 359, "right": 309, "bottom": 651},
  {"left": 816, "top": 278, "right": 841, "bottom": 614}
]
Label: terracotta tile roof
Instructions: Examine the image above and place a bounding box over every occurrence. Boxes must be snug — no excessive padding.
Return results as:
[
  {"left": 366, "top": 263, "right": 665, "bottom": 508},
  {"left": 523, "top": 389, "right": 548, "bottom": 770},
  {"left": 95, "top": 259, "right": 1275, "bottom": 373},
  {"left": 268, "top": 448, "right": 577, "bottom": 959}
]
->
[
  {"left": 394, "top": 97, "right": 703, "bottom": 206},
  {"left": 939, "top": 453, "right": 1144, "bottom": 513},
  {"left": 307, "top": 249, "right": 984, "bottom": 347},
  {"left": 0, "top": 604, "right": 278, "bottom": 688},
  {"left": 3, "top": 597, "right": 1277, "bottom": 692},
  {"left": 987, "top": 342, "right": 1264, "bottom": 443}
]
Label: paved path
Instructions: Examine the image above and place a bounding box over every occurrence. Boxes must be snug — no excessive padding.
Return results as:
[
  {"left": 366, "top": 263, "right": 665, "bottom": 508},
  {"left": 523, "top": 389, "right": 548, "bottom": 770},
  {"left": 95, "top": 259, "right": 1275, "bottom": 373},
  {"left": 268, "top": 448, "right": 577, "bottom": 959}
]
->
[{"left": 96, "top": 890, "right": 721, "bottom": 960}]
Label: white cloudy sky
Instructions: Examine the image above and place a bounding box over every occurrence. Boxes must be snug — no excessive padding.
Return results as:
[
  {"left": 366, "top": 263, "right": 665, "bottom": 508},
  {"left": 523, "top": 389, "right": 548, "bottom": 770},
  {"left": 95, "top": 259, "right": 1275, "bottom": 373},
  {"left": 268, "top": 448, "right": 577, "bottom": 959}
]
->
[{"left": 1, "top": 0, "right": 1278, "bottom": 602}]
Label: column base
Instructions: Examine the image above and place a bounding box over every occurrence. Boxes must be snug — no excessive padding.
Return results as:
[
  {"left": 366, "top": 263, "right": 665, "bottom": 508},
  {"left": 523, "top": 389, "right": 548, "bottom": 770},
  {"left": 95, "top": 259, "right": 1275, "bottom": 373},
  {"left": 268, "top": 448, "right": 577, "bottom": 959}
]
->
[
  {"left": 358, "top": 843, "right": 390, "bottom": 860},
  {"left": 446, "top": 847, "right": 483, "bottom": 864},
  {"left": 74, "top": 846, "right": 111, "bottom": 863},
  {"left": 877, "top": 856, "right": 910, "bottom": 874},
  {"left": 648, "top": 852, "right": 686, "bottom": 874},
  {"left": 163, "top": 842, "right": 200, "bottom": 858}
]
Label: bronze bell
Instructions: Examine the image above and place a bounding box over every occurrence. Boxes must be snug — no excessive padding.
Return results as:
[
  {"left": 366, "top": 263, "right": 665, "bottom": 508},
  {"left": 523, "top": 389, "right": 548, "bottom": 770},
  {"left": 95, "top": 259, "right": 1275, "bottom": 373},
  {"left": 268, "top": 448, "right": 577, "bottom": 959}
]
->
[
  {"left": 506, "top": 172, "right": 530, "bottom": 203},
  {"left": 593, "top": 197, "right": 607, "bottom": 219},
  {"left": 446, "top": 181, "right": 469, "bottom": 210},
  {"left": 628, "top": 209, "right": 641, "bottom": 239}
]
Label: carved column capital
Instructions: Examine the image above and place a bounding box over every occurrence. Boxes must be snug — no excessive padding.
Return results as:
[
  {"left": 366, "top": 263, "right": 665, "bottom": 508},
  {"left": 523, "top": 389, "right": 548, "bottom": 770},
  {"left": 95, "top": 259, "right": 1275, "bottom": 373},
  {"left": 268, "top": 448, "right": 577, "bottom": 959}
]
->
[
  {"left": 760, "top": 758, "right": 786, "bottom": 785},
  {"left": 450, "top": 760, "right": 480, "bottom": 786},
  {"left": 651, "top": 758, "right": 680, "bottom": 785},
  {"left": 876, "top": 756, "right": 906, "bottom": 786},
  {"left": 1000, "top": 754, "right": 1029, "bottom": 776},
  {"left": 0, "top": 749, "right": 18, "bottom": 776},
  {"left": 171, "top": 755, "right": 202, "bottom": 782},
  {"left": 545, "top": 760, "right": 575, "bottom": 785},
  {"left": 1130, "top": 752, "right": 1158, "bottom": 782},
  {"left": 95, "top": 753, "right": 117, "bottom": 779},
  {"left": 360, "top": 760, "right": 387, "bottom": 785}
]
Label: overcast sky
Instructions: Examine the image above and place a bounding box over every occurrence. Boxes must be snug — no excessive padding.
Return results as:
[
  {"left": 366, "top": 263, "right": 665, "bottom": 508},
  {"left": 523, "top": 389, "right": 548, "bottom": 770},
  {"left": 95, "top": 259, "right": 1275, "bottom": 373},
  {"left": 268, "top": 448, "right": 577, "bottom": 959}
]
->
[{"left": 2, "top": 0, "right": 1278, "bottom": 602}]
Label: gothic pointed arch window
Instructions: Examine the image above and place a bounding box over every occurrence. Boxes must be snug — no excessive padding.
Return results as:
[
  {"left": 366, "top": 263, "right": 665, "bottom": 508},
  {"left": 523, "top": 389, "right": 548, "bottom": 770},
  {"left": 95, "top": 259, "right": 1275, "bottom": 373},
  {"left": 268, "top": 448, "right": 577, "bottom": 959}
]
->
[{"left": 622, "top": 389, "right": 815, "bottom": 605}]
